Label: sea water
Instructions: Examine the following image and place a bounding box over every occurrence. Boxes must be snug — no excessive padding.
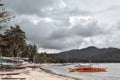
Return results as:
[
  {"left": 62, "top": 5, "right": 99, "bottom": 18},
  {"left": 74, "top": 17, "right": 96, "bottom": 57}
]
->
[{"left": 43, "top": 63, "right": 120, "bottom": 80}]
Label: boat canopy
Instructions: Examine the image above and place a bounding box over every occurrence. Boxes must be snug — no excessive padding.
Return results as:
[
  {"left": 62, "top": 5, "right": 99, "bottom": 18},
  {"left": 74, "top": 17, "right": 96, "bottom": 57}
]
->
[{"left": 76, "top": 63, "right": 92, "bottom": 68}]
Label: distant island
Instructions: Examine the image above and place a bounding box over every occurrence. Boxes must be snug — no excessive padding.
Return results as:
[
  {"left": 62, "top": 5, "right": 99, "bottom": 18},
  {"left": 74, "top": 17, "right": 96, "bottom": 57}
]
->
[{"left": 57, "top": 46, "right": 120, "bottom": 63}]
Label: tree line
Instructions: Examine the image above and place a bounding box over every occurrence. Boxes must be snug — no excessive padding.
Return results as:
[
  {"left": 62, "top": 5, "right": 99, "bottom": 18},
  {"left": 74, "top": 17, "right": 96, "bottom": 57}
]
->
[{"left": 0, "top": 25, "right": 38, "bottom": 61}]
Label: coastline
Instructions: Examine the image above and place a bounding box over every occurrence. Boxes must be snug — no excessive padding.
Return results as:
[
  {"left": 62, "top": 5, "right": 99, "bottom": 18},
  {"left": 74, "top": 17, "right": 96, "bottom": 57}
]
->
[{"left": 40, "top": 67, "right": 81, "bottom": 80}]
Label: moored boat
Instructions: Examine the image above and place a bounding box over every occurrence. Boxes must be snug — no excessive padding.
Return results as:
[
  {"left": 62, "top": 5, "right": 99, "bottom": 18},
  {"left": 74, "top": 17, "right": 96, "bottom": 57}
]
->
[{"left": 68, "top": 64, "right": 107, "bottom": 72}]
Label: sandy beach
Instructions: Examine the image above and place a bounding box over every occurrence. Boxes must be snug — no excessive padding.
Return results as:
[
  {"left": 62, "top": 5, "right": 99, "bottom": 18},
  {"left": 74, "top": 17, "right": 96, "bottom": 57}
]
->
[{"left": 0, "top": 67, "right": 78, "bottom": 80}]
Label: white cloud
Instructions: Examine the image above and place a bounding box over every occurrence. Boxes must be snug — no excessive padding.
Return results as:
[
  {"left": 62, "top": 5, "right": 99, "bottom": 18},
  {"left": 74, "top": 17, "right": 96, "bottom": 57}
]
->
[
  {"left": 29, "top": 15, "right": 53, "bottom": 25},
  {"left": 69, "top": 16, "right": 93, "bottom": 28}
]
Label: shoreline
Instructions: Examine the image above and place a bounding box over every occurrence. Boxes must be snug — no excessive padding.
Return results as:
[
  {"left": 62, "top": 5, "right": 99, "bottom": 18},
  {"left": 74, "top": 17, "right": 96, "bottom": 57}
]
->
[{"left": 40, "top": 66, "right": 82, "bottom": 80}]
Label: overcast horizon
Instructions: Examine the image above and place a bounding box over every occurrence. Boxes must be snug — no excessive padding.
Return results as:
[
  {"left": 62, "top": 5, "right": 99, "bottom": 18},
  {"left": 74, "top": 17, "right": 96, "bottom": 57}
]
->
[{"left": 2, "top": 0, "right": 120, "bottom": 53}]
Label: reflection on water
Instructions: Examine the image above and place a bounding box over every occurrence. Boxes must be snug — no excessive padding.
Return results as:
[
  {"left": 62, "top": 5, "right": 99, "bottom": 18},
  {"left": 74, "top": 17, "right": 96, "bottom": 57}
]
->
[{"left": 43, "top": 63, "right": 120, "bottom": 80}]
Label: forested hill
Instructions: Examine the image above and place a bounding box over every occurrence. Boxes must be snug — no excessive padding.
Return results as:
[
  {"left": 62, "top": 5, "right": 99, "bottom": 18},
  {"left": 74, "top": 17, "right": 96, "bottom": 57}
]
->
[{"left": 57, "top": 46, "right": 120, "bottom": 63}]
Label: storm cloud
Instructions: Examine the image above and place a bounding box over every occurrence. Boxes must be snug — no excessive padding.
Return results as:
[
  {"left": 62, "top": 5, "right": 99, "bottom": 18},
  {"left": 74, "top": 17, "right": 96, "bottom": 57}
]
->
[{"left": 2, "top": 0, "right": 120, "bottom": 52}]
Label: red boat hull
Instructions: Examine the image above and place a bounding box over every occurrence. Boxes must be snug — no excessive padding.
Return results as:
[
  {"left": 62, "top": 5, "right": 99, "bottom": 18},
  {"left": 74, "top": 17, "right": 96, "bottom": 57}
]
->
[
  {"left": 27, "top": 66, "right": 40, "bottom": 68},
  {"left": 68, "top": 67, "right": 107, "bottom": 72}
]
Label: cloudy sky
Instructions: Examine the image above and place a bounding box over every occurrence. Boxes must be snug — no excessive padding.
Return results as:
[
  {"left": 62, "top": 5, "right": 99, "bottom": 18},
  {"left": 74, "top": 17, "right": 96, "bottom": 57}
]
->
[{"left": 2, "top": 0, "right": 120, "bottom": 53}]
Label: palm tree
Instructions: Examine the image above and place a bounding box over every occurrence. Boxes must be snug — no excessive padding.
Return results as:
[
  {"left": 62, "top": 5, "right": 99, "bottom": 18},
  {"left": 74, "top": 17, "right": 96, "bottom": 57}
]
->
[{"left": 4, "top": 25, "right": 26, "bottom": 57}]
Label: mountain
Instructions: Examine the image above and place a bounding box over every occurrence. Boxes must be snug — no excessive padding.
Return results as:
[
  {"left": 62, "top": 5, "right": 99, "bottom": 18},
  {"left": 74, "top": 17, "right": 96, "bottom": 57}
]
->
[{"left": 57, "top": 46, "right": 120, "bottom": 63}]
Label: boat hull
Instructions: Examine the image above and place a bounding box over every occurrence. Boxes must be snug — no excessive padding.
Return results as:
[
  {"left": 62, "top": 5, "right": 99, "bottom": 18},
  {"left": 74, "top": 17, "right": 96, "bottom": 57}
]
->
[
  {"left": 27, "top": 66, "right": 40, "bottom": 68},
  {"left": 0, "top": 72, "right": 20, "bottom": 75},
  {"left": 68, "top": 67, "right": 107, "bottom": 72}
]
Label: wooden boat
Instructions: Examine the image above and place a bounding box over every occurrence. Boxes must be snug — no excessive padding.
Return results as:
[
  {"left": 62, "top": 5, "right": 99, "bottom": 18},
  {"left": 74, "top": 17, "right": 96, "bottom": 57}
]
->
[
  {"left": 15, "top": 66, "right": 26, "bottom": 69},
  {"left": 27, "top": 66, "right": 40, "bottom": 68},
  {"left": 68, "top": 64, "right": 107, "bottom": 72},
  {"left": 0, "top": 72, "right": 20, "bottom": 75}
]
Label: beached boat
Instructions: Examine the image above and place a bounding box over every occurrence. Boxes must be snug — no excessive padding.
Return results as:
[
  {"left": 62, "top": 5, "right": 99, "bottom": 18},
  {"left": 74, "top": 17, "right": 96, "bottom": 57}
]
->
[
  {"left": 0, "top": 72, "right": 20, "bottom": 75},
  {"left": 68, "top": 64, "right": 107, "bottom": 72},
  {"left": 27, "top": 65, "right": 40, "bottom": 69},
  {"left": 15, "top": 66, "right": 26, "bottom": 69}
]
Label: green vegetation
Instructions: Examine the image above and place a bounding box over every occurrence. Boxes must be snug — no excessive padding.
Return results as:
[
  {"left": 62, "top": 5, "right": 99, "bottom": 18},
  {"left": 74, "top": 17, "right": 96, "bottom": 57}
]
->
[
  {"left": 0, "top": 25, "right": 38, "bottom": 60},
  {"left": 36, "top": 53, "right": 63, "bottom": 63}
]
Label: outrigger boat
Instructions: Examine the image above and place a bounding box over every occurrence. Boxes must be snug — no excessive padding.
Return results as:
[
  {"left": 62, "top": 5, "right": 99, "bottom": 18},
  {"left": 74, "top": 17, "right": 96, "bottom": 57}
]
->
[{"left": 68, "top": 64, "right": 107, "bottom": 72}]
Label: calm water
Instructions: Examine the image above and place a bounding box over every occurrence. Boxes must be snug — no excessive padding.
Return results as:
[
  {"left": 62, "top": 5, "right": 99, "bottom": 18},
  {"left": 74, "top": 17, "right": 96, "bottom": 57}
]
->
[{"left": 43, "top": 63, "right": 120, "bottom": 80}]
